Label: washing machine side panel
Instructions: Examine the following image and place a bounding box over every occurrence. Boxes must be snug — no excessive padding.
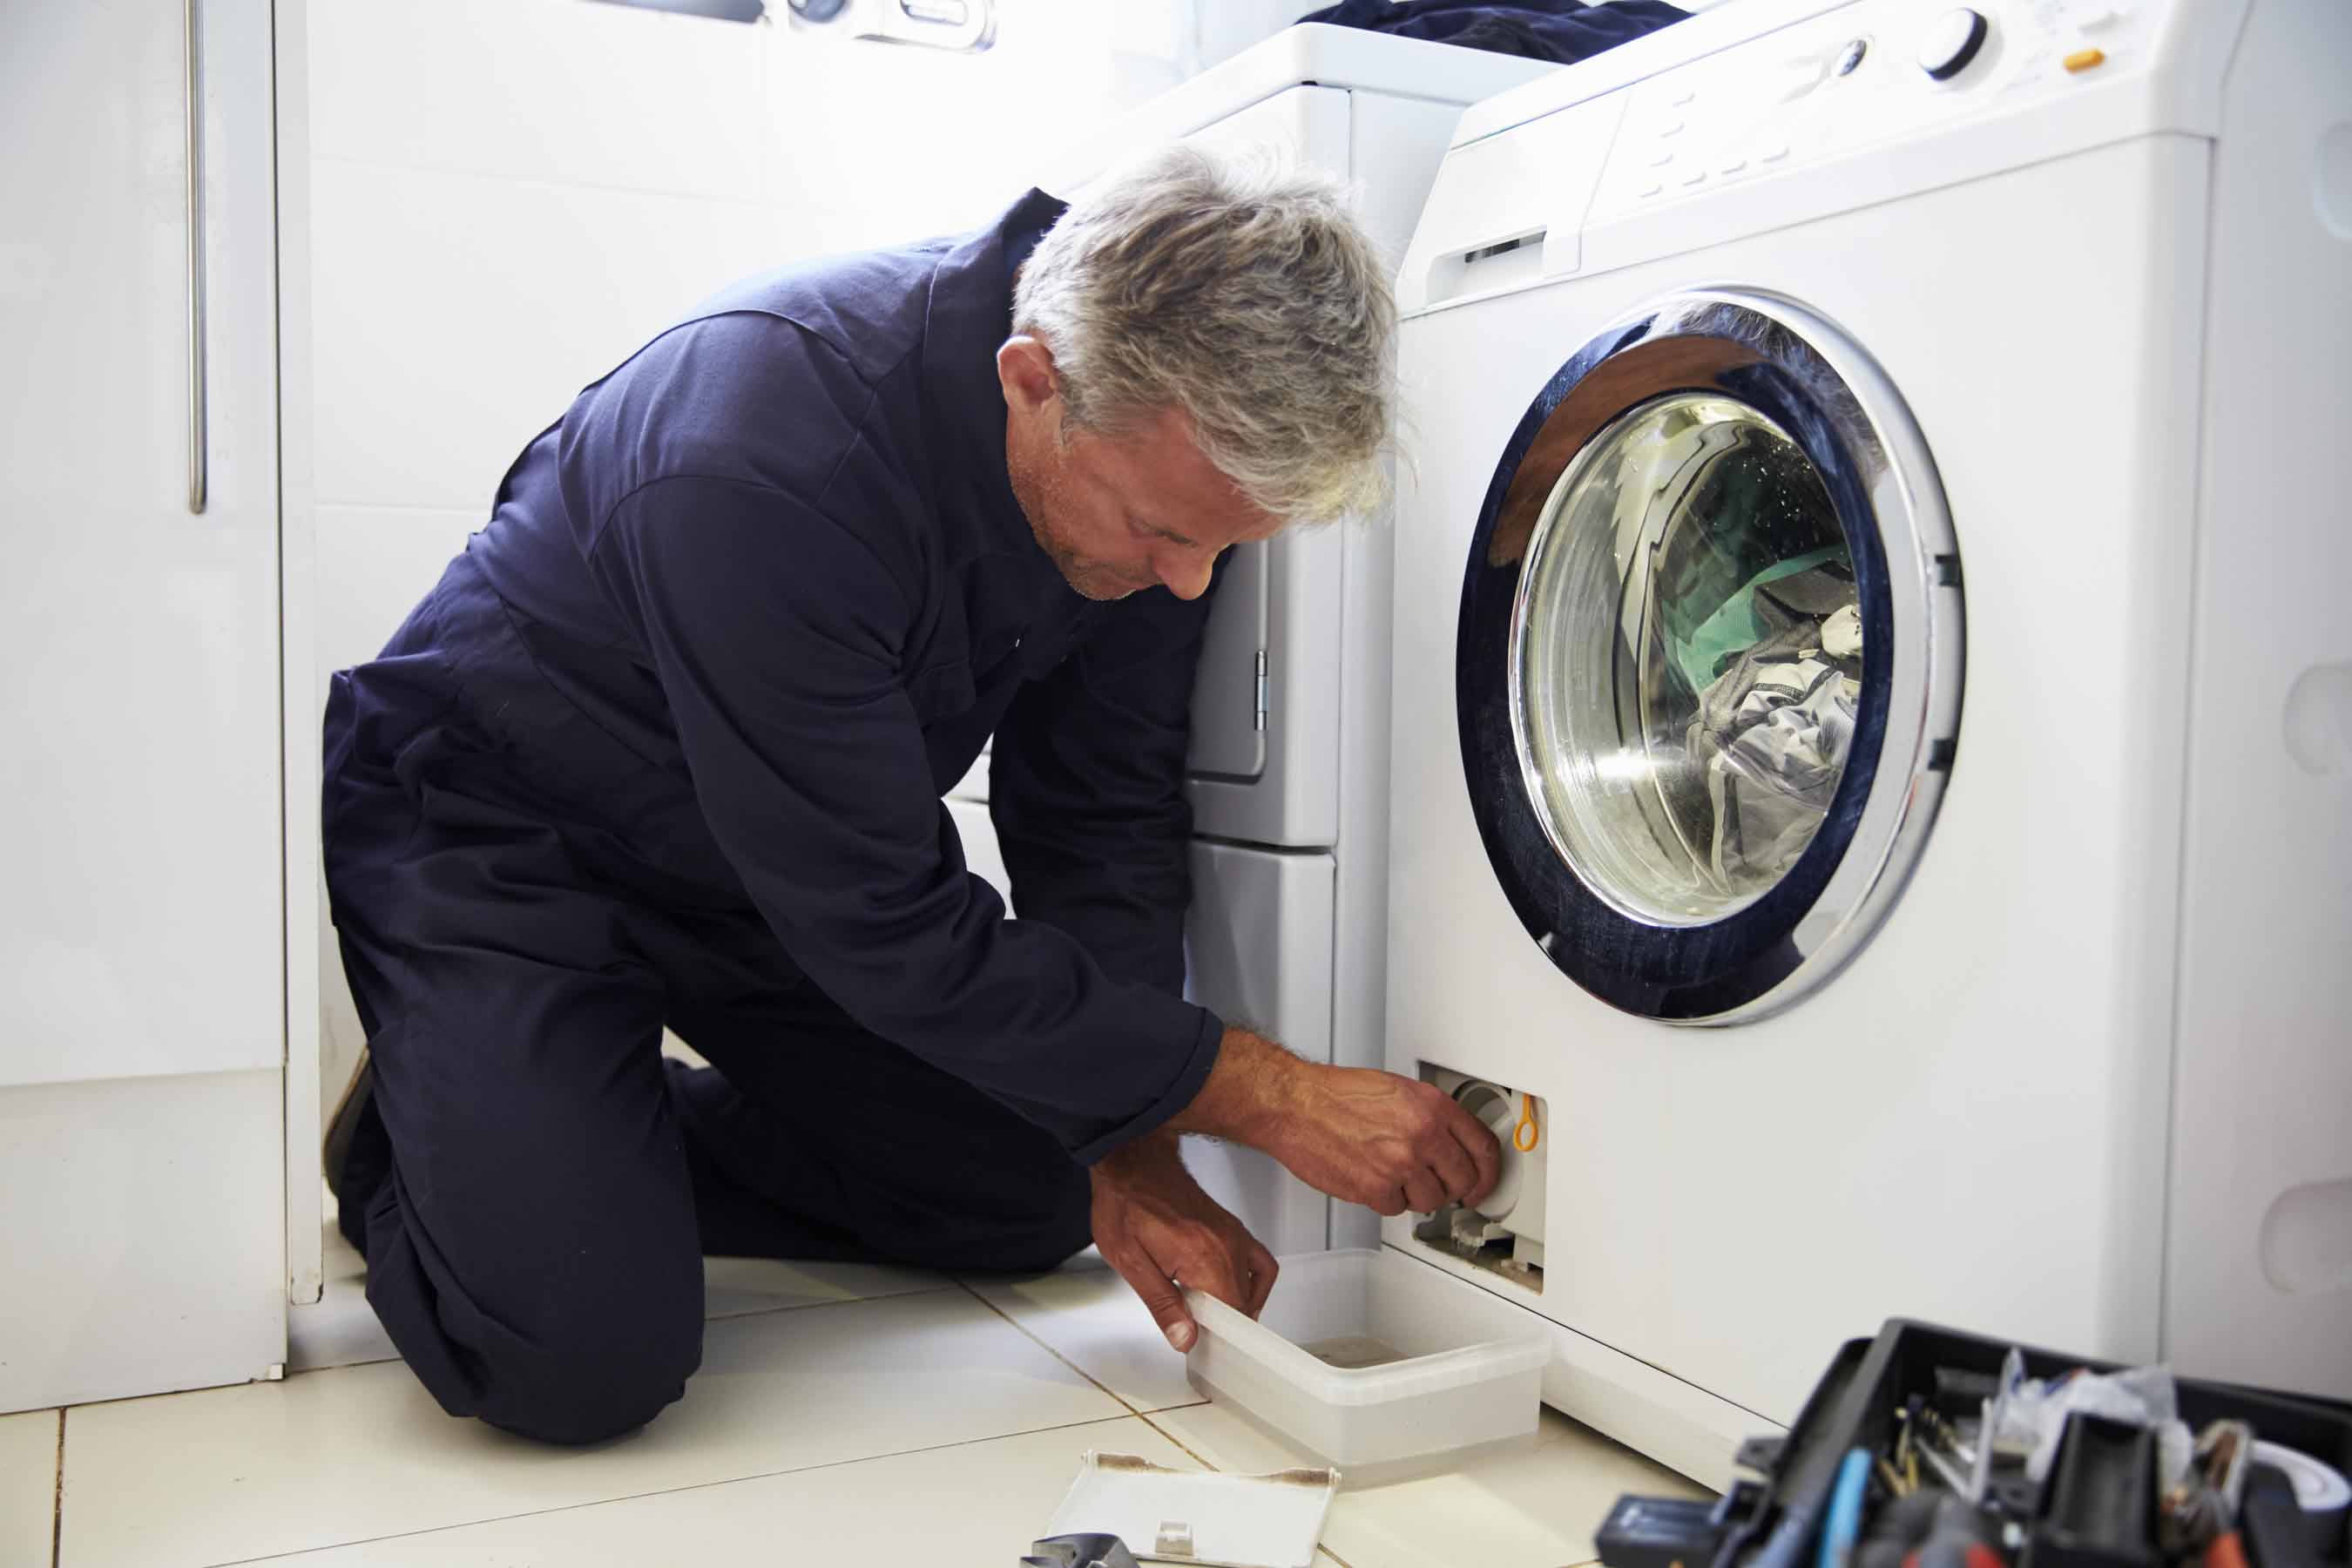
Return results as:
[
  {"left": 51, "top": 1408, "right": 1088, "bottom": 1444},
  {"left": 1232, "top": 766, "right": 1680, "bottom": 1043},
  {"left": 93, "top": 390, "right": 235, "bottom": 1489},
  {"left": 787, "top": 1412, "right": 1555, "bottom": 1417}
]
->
[
  {"left": 1347, "top": 92, "right": 1474, "bottom": 272},
  {"left": 1389, "top": 138, "right": 2201, "bottom": 1423},
  {"left": 2164, "top": 0, "right": 2352, "bottom": 1402}
]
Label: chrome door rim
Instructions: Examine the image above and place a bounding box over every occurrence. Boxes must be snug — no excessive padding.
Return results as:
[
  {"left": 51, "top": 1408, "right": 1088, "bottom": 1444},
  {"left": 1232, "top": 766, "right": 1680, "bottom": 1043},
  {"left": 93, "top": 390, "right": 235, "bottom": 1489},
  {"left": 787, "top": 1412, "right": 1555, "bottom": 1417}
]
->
[{"left": 1455, "top": 288, "right": 1964, "bottom": 1024}]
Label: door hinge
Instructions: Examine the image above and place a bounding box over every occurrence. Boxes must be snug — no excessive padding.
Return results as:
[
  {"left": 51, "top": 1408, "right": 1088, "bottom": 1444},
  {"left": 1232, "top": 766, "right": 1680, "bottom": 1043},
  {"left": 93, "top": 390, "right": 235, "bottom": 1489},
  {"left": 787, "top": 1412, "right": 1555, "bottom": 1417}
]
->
[{"left": 1254, "top": 648, "right": 1269, "bottom": 733}]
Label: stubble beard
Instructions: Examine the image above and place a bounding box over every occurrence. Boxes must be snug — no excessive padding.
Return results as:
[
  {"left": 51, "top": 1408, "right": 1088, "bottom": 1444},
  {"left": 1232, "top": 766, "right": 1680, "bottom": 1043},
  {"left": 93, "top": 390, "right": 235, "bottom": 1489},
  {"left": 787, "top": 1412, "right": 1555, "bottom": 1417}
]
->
[{"left": 1010, "top": 446, "right": 1132, "bottom": 601}]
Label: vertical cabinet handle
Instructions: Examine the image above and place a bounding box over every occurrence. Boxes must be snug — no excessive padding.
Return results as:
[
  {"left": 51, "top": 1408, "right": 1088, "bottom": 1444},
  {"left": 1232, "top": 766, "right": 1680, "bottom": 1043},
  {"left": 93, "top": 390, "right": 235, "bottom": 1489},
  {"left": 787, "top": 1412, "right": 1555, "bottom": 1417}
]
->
[{"left": 185, "top": 0, "right": 207, "bottom": 515}]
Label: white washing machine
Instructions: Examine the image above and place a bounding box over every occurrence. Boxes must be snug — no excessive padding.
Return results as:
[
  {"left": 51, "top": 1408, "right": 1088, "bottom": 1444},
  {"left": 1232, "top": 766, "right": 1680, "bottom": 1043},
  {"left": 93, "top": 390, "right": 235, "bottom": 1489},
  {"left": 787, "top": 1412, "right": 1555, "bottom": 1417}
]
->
[
  {"left": 1383, "top": 0, "right": 2352, "bottom": 1489},
  {"left": 949, "top": 25, "right": 1557, "bottom": 1256}
]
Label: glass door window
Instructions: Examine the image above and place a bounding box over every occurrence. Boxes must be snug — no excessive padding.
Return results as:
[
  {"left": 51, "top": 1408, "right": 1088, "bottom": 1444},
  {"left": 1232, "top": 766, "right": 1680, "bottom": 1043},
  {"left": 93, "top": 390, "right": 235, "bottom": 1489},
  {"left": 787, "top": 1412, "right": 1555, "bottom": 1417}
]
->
[
  {"left": 1454, "top": 294, "right": 1963, "bottom": 1023},
  {"left": 1511, "top": 393, "right": 1862, "bottom": 926}
]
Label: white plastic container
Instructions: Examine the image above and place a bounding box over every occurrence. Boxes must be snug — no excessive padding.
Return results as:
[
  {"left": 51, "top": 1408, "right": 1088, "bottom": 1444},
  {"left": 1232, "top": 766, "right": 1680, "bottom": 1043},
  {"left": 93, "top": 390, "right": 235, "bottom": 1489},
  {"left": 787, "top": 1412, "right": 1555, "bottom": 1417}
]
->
[{"left": 1184, "top": 1247, "right": 1550, "bottom": 1484}]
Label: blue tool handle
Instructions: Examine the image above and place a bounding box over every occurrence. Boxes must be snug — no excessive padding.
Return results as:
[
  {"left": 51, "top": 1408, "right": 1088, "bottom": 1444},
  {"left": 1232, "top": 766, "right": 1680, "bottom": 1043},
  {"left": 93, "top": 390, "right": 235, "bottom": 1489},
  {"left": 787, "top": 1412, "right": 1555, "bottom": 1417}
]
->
[{"left": 1818, "top": 1447, "right": 1876, "bottom": 1568}]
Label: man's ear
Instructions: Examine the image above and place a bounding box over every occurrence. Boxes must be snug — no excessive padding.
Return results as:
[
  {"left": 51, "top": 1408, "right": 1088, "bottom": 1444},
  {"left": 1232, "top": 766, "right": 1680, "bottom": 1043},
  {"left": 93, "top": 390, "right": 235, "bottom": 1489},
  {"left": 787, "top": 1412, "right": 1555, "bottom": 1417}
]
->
[{"left": 997, "top": 335, "right": 1060, "bottom": 418}]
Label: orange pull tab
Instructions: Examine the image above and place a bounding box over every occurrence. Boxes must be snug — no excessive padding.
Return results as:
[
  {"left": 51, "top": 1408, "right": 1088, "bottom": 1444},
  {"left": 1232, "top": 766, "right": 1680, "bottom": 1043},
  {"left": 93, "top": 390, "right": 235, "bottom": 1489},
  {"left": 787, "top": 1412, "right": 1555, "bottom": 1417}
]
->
[{"left": 1514, "top": 1092, "right": 1540, "bottom": 1153}]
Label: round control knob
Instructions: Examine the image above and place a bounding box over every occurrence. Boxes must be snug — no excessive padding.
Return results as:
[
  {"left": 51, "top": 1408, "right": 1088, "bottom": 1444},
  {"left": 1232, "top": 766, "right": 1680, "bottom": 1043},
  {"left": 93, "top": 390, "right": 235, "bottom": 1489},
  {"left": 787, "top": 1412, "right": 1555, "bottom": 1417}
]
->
[{"left": 1920, "top": 9, "right": 1990, "bottom": 80}]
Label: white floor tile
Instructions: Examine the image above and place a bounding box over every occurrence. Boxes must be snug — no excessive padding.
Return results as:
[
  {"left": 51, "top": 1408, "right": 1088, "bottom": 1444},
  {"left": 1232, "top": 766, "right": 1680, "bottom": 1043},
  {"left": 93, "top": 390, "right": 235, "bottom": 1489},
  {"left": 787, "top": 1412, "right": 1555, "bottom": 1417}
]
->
[
  {"left": 1148, "top": 1402, "right": 1708, "bottom": 1568},
  {"left": 965, "top": 1254, "right": 1208, "bottom": 1413},
  {"left": 0, "top": 1409, "right": 58, "bottom": 1567},
  {"left": 292, "top": 1218, "right": 954, "bottom": 1373},
  {"left": 223, "top": 1416, "right": 1196, "bottom": 1565},
  {"left": 701, "top": 1254, "right": 950, "bottom": 1320},
  {"left": 62, "top": 1290, "right": 1122, "bottom": 1568}
]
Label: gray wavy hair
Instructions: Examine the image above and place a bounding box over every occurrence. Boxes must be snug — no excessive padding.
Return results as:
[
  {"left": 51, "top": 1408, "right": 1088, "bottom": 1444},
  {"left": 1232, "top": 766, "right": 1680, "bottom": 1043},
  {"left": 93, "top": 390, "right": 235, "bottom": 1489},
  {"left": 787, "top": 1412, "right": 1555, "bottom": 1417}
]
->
[{"left": 1014, "top": 145, "right": 1396, "bottom": 524}]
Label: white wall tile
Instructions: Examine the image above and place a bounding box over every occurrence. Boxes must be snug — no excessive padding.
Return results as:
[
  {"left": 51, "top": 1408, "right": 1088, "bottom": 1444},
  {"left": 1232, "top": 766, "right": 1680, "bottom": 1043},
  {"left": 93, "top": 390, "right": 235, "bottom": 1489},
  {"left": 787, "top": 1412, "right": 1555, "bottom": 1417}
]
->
[
  {"left": 310, "top": 161, "right": 778, "bottom": 510},
  {"left": 761, "top": 0, "right": 1145, "bottom": 233},
  {"left": 309, "top": 0, "right": 765, "bottom": 201}
]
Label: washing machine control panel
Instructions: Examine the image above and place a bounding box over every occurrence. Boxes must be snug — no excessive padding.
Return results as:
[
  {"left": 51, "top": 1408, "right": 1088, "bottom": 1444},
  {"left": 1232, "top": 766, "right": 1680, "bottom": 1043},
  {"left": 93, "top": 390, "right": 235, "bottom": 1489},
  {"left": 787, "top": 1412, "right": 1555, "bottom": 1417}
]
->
[{"left": 1584, "top": 0, "right": 2181, "bottom": 223}]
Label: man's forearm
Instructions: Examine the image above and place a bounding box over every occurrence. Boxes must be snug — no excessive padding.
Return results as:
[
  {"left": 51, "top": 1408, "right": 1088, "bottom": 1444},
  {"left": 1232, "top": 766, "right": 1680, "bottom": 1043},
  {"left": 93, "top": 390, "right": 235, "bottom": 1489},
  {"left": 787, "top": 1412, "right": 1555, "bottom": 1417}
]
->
[
  {"left": 1165, "top": 1026, "right": 1303, "bottom": 1150},
  {"left": 1165, "top": 1025, "right": 1505, "bottom": 1219}
]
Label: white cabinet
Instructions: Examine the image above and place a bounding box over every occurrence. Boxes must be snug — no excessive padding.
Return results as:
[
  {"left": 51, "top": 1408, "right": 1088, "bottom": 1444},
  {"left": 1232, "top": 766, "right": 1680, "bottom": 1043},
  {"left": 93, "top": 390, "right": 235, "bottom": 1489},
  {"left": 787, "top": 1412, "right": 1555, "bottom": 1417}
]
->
[
  {"left": 0, "top": 0, "right": 287, "bottom": 1412},
  {"left": 1181, "top": 842, "right": 1335, "bottom": 1255}
]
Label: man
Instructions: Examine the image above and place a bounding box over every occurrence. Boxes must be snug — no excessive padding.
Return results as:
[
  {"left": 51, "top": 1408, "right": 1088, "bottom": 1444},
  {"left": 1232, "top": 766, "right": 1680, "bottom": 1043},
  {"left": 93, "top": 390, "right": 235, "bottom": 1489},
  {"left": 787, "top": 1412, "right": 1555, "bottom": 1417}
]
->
[{"left": 322, "top": 147, "right": 1502, "bottom": 1446}]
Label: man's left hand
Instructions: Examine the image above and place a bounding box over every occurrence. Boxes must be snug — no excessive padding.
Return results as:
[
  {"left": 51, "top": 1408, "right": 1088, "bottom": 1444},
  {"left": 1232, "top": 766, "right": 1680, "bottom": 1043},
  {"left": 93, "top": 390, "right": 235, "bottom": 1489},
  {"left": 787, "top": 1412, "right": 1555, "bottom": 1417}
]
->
[{"left": 1090, "top": 1130, "right": 1278, "bottom": 1353}]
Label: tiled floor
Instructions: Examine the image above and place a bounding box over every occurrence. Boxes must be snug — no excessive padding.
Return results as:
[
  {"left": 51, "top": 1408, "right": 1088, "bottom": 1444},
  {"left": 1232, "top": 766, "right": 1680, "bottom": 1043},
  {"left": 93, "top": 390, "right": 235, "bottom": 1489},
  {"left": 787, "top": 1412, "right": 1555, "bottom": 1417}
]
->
[{"left": 15, "top": 1242, "right": 1707, "bottom": 1566}]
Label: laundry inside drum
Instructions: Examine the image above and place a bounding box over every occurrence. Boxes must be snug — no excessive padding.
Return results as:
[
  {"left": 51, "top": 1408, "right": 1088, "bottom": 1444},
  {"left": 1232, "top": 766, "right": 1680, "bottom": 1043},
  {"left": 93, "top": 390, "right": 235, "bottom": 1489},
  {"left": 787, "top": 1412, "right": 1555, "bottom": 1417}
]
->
[{"left": 1510, "top": 393, "right": 1863, "bottom": 926}]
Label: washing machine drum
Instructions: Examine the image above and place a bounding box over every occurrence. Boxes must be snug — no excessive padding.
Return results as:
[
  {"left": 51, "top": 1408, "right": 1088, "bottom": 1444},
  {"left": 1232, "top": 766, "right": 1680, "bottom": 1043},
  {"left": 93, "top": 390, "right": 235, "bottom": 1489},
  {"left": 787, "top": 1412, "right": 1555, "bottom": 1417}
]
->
[{"left": 1456, "top": 291, "right": 1965, "bottom": 1024}]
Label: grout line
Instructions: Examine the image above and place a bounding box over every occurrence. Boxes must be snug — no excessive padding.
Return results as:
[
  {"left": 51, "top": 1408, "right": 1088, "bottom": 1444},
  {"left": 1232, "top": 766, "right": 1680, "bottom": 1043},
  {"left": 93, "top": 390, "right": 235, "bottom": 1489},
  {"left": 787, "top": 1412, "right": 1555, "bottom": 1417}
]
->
[
  {"left": 700, "top": 1281, "right": 962, "bottom": 1328},
  {"left": 205, "top": 1410, "right": 1155, "bottom": 1567},
  {"left": 102, "top": 1284, "right": 971, "bottom": 1403},
  {"left": 955, "top": 1280, "right": 1145, "bottom": 1418},
  {"left": 51, "top": 1409, "right": 64, "bottom": 1568},
  {"left": 1133, "top": 1408, "right": 1217, "bottom": 1473},
  {"left": 1139, "top": 1398, "right": 1212, "bottom": 1416}
]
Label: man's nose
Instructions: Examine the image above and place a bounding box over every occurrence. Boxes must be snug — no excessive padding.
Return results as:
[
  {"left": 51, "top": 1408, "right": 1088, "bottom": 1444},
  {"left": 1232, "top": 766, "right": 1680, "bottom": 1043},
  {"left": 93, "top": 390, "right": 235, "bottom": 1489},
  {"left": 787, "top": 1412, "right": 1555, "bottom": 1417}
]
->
[{"left": 1157, "top": 548, "right": 1214, "bottom": 601}]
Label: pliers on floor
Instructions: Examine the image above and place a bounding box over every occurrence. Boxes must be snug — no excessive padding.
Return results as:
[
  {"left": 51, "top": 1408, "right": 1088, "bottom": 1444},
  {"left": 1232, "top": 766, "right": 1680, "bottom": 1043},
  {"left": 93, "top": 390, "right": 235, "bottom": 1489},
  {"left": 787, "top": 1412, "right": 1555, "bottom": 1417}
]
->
[{"left": 1023, "top": 1534, "right": 1140, "bottom": 1568}]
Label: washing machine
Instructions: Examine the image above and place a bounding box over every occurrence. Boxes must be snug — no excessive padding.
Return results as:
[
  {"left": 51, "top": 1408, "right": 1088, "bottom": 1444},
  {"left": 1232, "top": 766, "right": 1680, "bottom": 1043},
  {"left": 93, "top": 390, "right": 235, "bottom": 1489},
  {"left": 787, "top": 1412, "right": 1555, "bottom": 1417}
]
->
[
  {"left": 1383, "top": 0, "right": 2352, "bottom": 1489},
  {"left": 947, "top": 25, "right": 1558, "bottom": 1256}
]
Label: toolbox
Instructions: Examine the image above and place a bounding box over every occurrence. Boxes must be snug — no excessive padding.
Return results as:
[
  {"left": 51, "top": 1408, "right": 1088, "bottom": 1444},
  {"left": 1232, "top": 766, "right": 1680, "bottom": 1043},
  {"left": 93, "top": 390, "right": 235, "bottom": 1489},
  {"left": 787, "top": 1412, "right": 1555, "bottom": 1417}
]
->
[{"left": 1598, "top": 1321, "right": 2352, "bottom": 1568}]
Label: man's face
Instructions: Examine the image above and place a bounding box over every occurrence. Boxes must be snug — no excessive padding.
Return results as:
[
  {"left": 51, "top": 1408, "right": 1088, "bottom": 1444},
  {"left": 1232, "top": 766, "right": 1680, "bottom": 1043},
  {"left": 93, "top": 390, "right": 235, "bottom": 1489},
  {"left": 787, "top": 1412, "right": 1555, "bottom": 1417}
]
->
[{"left": 999, "top": 338, "right": 1287, "bottom": 602}]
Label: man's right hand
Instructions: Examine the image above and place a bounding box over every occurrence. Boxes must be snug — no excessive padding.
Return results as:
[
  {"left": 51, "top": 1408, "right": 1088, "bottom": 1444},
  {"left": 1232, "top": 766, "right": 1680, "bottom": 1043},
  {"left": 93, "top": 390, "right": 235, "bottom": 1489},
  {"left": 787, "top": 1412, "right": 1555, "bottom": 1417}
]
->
[{"left": 1172, "top": 1028, "right": 1503, "bottom": 1217}]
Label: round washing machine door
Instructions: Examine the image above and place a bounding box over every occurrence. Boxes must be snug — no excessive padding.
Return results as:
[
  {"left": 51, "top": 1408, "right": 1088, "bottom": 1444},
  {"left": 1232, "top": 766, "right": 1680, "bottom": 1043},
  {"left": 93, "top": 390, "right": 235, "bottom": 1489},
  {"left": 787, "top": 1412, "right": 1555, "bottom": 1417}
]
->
[{"left": 1457, "top": 290, "right": 1965, "bottom": 1024}]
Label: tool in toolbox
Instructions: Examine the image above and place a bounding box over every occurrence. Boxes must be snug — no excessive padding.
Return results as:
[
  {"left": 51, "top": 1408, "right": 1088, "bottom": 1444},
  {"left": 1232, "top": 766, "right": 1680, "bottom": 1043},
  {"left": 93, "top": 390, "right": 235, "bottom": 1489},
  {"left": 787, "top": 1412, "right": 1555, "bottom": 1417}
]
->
[{"left": 1596, "top": 1321, "right": 2352, "bottom": 1568}]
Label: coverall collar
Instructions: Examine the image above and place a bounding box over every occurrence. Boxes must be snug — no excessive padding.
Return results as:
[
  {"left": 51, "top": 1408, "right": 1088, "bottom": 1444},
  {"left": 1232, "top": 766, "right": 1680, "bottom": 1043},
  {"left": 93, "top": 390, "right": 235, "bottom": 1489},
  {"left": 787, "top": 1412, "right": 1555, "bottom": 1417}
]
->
[{"left": 919, "top": 187, "right": 1071, "bottom": 568}]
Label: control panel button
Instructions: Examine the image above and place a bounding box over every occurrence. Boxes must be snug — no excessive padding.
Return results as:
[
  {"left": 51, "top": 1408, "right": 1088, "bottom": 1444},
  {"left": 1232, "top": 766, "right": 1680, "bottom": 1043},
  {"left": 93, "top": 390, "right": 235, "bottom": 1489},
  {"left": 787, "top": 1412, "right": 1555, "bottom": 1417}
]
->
[
  {"left": 1670, "top": 86, "right": 1697, "bottom": 106},
  {"left": 1636, "top": 180, "right": 1664, "bottom": 199},
  {"left": 1656, "top": 118, "right": 1686, "bottom": 137},
  {"left": 1680, "top": 167, "right": 1709, "bottom": 187},
  {"left": 1648, "top": 148, "right": 1675, "bottom": 166},
  {"left": 2063, "top": 46, "right": 2107, "bottom": 71},
  {"left": 1920, "top": 9, "right": 1990, "bottom": 80},
  {"left": 1759, "top": 142, "right": 1791, "bottom": 163},
  {"left": 1834, "top": 37, "right": 1869, "bottom": 77},
  {"left": 1719, "top": 157, "right": 1748, "bottom": 174}
]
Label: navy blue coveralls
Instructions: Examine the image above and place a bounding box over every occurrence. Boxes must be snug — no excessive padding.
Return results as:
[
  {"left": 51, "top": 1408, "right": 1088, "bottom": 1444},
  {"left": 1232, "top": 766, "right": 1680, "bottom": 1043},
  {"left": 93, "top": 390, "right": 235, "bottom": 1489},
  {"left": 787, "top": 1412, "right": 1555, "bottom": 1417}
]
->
[{"left": 321, "top": 191, "right": 1227, "bottom": 1443}]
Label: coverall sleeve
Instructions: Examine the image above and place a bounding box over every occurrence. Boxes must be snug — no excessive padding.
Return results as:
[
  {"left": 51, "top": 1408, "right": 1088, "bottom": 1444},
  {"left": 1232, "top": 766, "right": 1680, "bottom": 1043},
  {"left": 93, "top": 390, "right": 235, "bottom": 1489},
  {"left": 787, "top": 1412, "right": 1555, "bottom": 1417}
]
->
[
  {"left": 987, "top": 571, "right": 1219, "bottom": 998},
  {"left": 589, "top": 475, "right": 1222, "bottom": 1164}
]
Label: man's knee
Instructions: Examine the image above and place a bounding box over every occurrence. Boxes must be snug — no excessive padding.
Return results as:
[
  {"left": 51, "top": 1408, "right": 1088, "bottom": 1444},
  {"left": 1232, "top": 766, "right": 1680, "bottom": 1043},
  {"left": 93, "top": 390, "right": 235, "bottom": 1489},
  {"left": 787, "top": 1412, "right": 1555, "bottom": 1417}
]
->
[
  {"left": 476, "top": 1308, "right": 705, "bottom": 1445},
  {"left": 362, "top": 1185, "right": 706, "bottom": 1445}
]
